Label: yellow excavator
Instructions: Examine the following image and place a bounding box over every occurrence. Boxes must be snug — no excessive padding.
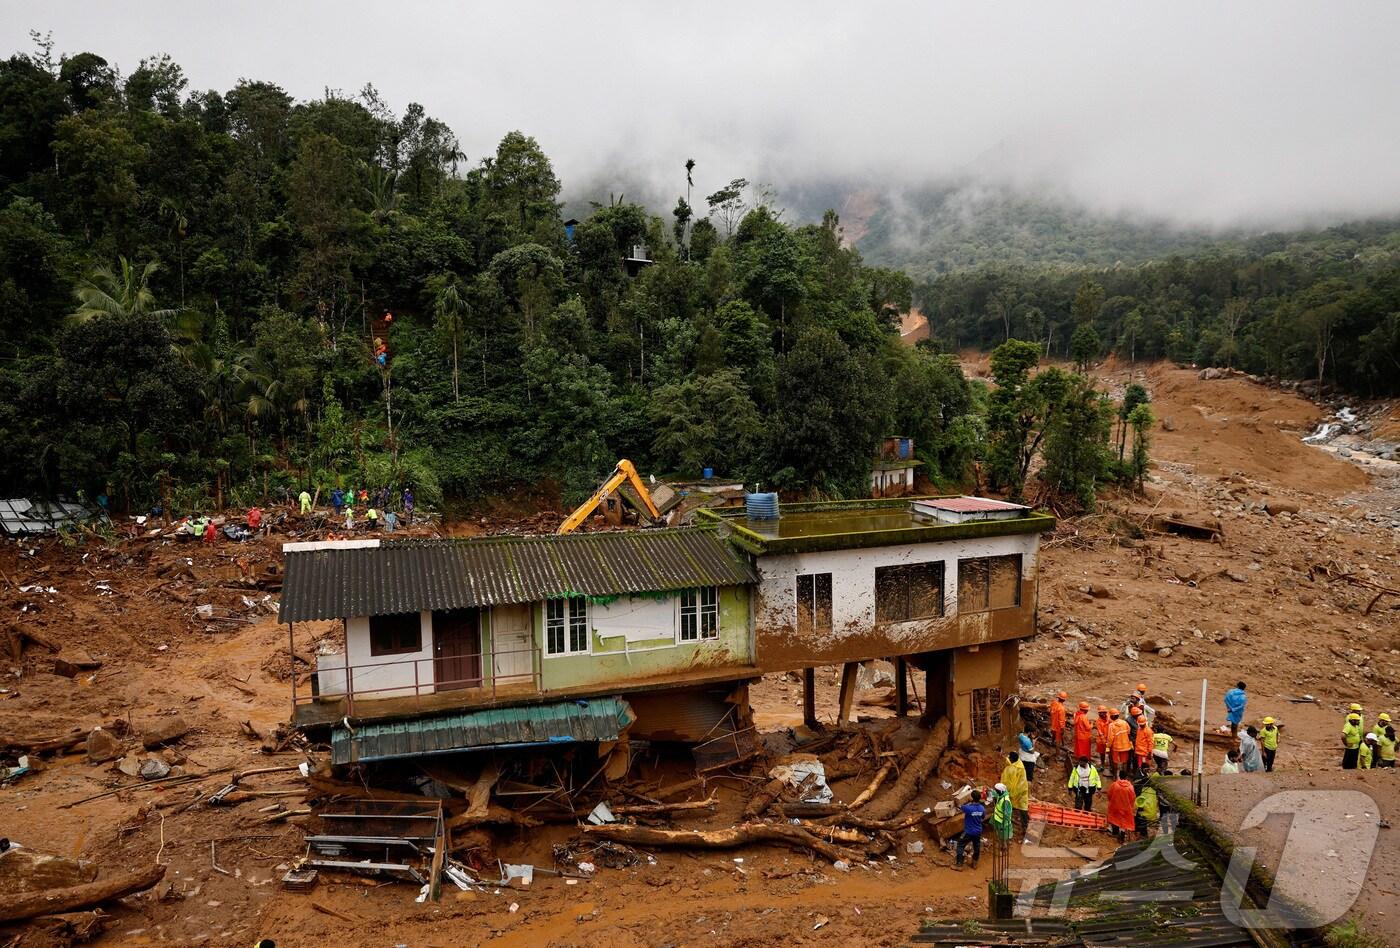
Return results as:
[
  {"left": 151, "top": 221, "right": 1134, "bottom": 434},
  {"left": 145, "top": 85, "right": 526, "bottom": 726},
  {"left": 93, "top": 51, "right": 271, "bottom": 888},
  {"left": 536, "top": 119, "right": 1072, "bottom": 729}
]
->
[{"left": 557, "top": 459, "right": 661, "bottom": 534}]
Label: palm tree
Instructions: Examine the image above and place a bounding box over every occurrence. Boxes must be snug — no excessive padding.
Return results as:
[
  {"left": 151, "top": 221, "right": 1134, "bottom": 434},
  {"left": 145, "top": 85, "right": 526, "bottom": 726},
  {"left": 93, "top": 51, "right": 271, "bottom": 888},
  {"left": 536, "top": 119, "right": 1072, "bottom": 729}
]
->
[
  {"left": 433, "top": 278, "right": 468, "bottom": 402},
  {"left": 362, "top": 162, "right": 400, "bottom": 222},
  {"left": 159, "top": 199, "right": 190, "bottom": 306},
  {"left": 71, "top": 257, "right": 177, "bottom": 324}
]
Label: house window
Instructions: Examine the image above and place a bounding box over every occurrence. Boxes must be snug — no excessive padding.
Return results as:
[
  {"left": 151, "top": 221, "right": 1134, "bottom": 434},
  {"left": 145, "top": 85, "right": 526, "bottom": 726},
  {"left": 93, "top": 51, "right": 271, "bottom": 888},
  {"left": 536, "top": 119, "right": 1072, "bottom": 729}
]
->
[
  {"left": 795, "top": 573, "right": 832, "bottom": 635},
  {"left": 970, "top": 686, "right": 1003, "bottom": 737},
  {"left": 957, "top": 555, "right": 1022, "bottom": 613},
  {"left": 680, "top": 587, "right": 719, "bottom": 642},
  {"left": 875, "top": 562, "right": 944, "bottom": 623},
  {"left": 546, "top": 597, "right": 589, "bottom": 656},
  {"left": 369, "top": 612, "right": 422, "bottom": 656}
]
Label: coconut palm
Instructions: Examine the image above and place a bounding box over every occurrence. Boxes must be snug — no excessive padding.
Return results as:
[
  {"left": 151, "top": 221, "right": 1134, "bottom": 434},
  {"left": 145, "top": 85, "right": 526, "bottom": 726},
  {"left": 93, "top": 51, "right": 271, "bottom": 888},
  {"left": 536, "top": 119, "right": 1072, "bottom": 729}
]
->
[{"left": 70, "top": 257, "right": 177, "bottom": 324}]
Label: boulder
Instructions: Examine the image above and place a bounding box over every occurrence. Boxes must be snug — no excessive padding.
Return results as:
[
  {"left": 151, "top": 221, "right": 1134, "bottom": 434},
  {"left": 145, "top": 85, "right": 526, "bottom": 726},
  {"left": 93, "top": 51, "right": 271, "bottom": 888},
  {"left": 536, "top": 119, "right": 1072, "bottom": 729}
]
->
[
  {"left": 1264, "top": 501, "right": 1301, "bottom": 517},
  {"left": 139, "top": 758, "right": 171, "bottom": 780},
  {"left": 85, "top": 727, "right": 122, "bottom": 764},
  {"left": 141, "top": 716, "right": 189, "bottom": 750}
]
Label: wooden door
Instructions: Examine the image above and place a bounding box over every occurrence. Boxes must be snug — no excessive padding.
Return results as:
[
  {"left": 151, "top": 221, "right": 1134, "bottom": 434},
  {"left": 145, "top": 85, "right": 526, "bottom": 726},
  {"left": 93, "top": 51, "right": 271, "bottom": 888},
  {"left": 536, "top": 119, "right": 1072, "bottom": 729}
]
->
[
  {"left": 492, "top": 604, "right": 533, "bottom": 684},
  {"left": 432, "top": 608, "right": 481, "bottom": 692}
]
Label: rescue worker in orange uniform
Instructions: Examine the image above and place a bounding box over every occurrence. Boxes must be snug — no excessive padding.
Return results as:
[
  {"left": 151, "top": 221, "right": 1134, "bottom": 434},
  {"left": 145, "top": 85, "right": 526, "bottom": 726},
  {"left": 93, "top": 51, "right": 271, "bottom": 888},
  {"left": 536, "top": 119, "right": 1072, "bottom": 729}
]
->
[
  {"left": 1073, "top": 701, "right": 1094, "bottom": 760},
  {"left": 1106, "top": 771, "right": 1137, "bottom": 841},
  {"left": 1108, "top": 708, "right": 1132, "bottom": 770},
  {"left": 1096, "top": 705, "right": 1111, "bottom": 769},
  {"left": 1049, "top": 691, "right": 1069, "bottom": 747},
  {"left": 1133, "top": 707, "right": 1155, "bottom": 775}
]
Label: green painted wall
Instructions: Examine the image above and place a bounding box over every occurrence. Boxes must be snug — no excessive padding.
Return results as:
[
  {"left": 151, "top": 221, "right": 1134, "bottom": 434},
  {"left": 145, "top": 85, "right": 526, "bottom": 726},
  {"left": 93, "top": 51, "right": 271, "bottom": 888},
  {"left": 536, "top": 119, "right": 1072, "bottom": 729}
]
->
[{"left": 537, "top": 586, "right": 751, "bottom": 691}]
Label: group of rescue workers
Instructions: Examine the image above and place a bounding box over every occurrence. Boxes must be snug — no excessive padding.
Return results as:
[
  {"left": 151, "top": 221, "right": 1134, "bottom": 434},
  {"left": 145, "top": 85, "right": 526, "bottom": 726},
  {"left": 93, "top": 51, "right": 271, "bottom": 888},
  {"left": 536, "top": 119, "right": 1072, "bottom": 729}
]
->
[{"left": 1340, "top": 703, "right": 1399, "bottom": 770}]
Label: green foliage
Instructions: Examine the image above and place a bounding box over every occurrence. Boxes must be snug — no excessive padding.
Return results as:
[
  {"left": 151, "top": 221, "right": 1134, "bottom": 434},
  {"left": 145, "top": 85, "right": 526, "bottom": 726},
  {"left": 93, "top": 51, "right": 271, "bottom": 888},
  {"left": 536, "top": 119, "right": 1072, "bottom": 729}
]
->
[
  {"left": 1039, "top": 378, "right": 1112, "bottom": 509},
  {"left": 1070, "top": 323, "right": 1101, "bottom": 372}
]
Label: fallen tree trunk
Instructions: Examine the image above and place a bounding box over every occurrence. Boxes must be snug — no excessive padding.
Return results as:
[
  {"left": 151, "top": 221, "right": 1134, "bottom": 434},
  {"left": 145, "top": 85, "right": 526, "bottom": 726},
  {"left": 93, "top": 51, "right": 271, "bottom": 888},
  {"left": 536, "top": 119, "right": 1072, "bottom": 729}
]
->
[
  {"left": 651, "top": 776, "right": 707, "bottom": 801},
  {"left": 860, "top": 716, "right": 950, "bottom": 821},
  {"left": 0, "top": 864, "right": 165, "bottom": 924},
  {"left": 3, "top": 731, "right": 86, "bottom": 756},
  {"left": 581, "top": 822, "right": 858, "bottom": 864},
  {"left": 816, "top": 812, "right": 924, "bottom": 832}
]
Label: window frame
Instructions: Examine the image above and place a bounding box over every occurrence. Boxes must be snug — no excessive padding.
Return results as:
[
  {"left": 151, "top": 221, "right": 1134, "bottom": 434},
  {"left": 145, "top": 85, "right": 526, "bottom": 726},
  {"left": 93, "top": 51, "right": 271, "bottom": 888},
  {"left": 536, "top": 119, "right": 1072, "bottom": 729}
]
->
[
  {"left": 679, "top": 586, "right": 720, "bottom": 643},
  {"left": 368, "top": 612, "right": 423, "bottom": 657},
  {"left": 795, "top": 572, "right": 833, "bottom": 636},
  {"left": 545, "top": 596, "right": 590, "bottom": 657},
  {"left": 874, "top": 561, "right": 945, "bottom": 624},
  {"left": 957, "top": 554, "right": 1022, "bottom": 613}
]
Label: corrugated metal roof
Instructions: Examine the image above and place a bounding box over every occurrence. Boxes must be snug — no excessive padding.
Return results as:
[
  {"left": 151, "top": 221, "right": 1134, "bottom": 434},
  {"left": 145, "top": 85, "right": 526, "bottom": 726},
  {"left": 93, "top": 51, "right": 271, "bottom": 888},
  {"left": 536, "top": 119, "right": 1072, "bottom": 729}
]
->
[
  {"left": 0, "top": 498, "right": 102, "bottom": 536},
  {"left": 279, "top": 527, "right": 757, "bottom": 623},
  {"left": 925, "top": 496, "right": 1027, "bottom": 512},
  {"left": 331, "top": 697, "right": 636, "bottom": 764}
]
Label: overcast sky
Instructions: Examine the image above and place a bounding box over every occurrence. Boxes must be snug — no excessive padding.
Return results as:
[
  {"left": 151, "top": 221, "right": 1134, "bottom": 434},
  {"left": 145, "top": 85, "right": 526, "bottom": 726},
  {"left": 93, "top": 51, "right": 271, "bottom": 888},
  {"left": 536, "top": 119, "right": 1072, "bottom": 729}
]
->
[{"left": 7, "top": 1, "right": 1400, "bottom": 228}]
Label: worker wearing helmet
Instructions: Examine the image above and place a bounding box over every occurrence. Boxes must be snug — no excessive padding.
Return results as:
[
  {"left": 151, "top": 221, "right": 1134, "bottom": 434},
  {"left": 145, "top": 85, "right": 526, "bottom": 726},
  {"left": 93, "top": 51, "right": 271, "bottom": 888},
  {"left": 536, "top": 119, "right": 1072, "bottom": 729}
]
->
[
  {"left": 1259, "top": 717, "right": 1280, "bottom": 772},
  {"left": 1133, "top": 708, "right": 1155, "bottom": 776},
  {"left": 1073, "top": 701, "right": 1093, "bottom": 759},
  {"left": 1375, "top": 713, "right": 1396, "bottom": 769},
  {"left": 1049, "top": 691, "right": 1069, "bottom": 747},
  {"left": 1108, "top": 709, "right": 1132, "bottom": 770},
  {"left": 1349, "top": 703, "right": 1366, "bottom": 731},
  {"left": 1095, "top": 705, "right": 1111, "bottom": 769},
  {"left": 988, "top": 783, "right": 1014, "bottom": 843},
  {"left": 1342, "top": 712, "right": 1364, "bottom": 769},
  {"left": 1360, "top": 733, "right": 1377, "bottom": 770}
]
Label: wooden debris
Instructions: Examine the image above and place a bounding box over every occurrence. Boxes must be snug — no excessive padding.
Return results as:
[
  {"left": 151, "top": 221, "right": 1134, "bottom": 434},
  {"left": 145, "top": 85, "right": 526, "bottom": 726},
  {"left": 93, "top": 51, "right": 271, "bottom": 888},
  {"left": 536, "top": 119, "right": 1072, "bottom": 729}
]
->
[
  {"left": 0, "top": 864, "right": 165, "bottom": 923},
  {"left": 52, "top": 651, "right": 102, "bottom": 679},
  {"left": 847, "top": 762, "right": 893, "bottom": 810},
  {"left": 581, "top": 821, "right": 859, "bottom": 864},
  {"left": 861, "top": 716, "right": 950, "bottom": 821},
  {"left": 611, "top": 794, "right": 717, "bottom": 816}
]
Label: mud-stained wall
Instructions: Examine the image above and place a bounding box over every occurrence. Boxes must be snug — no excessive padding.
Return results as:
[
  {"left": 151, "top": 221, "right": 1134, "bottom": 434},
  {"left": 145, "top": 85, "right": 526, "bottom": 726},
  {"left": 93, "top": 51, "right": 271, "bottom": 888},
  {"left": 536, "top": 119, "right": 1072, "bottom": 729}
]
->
[
  {"left": 752, "top": 533, "right": 1039, "bottom": 670},
  {"left": 949, "top": 640, "right": 1020, "bottom": 743}
]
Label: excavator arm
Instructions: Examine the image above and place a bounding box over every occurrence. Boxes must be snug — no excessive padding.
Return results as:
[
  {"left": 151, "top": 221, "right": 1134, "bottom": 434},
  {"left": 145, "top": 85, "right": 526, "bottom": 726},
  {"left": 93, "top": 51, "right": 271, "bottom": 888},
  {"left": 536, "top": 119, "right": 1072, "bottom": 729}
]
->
[{"left": 557, "top": 459, "right": 661, "bottom": 534}]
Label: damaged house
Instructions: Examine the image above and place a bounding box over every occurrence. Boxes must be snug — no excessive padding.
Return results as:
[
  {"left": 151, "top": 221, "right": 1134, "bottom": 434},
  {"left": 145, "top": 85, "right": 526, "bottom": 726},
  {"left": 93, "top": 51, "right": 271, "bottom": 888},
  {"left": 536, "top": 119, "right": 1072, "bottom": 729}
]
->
[
  {"left": 699, "top": 496, "right": 1054, "bottom": 743},
  {"left": 280, "top": 529, "right": 761, "bottom": 768},
  {"left": 280, "top": 496, "right": 1053, "bottom": 769}
]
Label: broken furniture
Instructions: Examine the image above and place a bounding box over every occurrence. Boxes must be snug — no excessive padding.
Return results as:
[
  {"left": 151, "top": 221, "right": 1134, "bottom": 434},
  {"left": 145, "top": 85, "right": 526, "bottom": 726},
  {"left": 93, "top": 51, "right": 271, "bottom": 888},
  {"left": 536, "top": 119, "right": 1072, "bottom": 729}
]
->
[{"left": 300, "top": 800, "right": 446, "bottom": 890}]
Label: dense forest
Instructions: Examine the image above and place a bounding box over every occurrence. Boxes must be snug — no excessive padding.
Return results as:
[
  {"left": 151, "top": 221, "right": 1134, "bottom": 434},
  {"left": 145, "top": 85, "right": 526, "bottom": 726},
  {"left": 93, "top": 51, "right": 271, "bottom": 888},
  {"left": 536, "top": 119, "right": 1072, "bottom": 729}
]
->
[
  {"left": 0, "top": 38, "right": 1005, "bottom": 513},
  {"left": 4, "top": 36, "right": 1379, "bottom": 517},
  {"left": 906, "top": 217, "right": 1400, "bottom": 397}
]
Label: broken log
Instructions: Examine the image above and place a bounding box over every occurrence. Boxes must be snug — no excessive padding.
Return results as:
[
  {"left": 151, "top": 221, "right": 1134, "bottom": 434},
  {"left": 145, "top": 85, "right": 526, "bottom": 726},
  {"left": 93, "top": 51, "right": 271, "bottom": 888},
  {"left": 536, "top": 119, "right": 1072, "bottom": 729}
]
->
[
  {"left": 465, "top": 761, "right": 499, "bottom": 820},
  {"left": 581, "top": 822, "right": 858, "bottom": 864},
  {"left": 742, "top": 776, "right": 787, "bottom": 820},
  {"left": 4, "top": 731, "right": 86, "bottom": 756},
  {"left": 815, "top": 812, "right": 924, "bottom": 832},
  {"left": 612, "top": 794, "right": 717, "bottom": 816},
  {"left": 861, "top": 716, "right": 950, "bottom": 821},
  {"left": 847, "top": 762, "right": 893, "bottom": 810},
  {"left": 0, "top": 850, "right": 98, "bottom": 896},
  {"left": 0, "top": 864, "right": 165, "bottom": 924},
  {"left": 651, "top": 776, "right": 707, "bottom": 801}
]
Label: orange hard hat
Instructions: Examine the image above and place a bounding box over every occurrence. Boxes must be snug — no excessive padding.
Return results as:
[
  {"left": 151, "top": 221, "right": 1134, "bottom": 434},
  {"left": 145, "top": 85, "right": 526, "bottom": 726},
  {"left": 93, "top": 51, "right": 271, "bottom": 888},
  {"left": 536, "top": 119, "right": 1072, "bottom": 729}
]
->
[
  {"left": 1058, "top": 691, "right": 1069, "bottom": 700},
  {"left": 1078, "top": 700, "right": 1090, "bottom": 710},
  {"left": 1110, "top": 709, "right": 1120, "bottom": 717},
  {"left": 1130, "top": 706, "right": 1143, "bottom": 716},
  {"left": 1137, "top": 683, "right": 1148, "bottom": 692},
  {"left": 1097, "top": 705, "right": 1108, "bottom": 712}
]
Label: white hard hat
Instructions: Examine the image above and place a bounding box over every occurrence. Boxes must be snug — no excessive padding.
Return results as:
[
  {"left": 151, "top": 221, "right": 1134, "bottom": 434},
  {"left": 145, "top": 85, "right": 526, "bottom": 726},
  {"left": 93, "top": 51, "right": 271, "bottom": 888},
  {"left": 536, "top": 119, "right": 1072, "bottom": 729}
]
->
[{"left": 994, "top": 782, "right": 1008, "bottom": 793}]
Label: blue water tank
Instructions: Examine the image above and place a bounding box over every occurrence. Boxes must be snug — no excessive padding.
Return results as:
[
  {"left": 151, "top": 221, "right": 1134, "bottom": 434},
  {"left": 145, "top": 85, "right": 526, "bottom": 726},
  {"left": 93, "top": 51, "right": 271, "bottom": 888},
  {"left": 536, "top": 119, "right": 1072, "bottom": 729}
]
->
[
  {"left": 899, "top": 438, "right": 911, "bottom": 459},
  {"left": 702, "top": 467, "right": 714, "bottom": 480},
  {"left": 746, "top": 492, "right": 780, "bottom": 520}
]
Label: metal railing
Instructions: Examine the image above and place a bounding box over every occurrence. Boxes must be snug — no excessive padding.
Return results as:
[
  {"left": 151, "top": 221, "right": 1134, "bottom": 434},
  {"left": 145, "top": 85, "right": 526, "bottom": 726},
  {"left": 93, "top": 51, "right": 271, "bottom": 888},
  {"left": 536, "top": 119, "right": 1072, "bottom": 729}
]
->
[{"left": 292, "top": 645, "right": 540, "bottom": 718}]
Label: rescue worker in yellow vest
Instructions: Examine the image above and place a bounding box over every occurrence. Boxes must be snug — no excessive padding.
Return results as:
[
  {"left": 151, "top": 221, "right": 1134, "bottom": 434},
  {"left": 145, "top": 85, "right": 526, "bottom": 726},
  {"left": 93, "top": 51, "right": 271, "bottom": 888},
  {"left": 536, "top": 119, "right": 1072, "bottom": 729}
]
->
[
  {"left": 1151, "top": 730, "right": 1174, "bottom": 775},
  {"left": 1342, "top": 712, "right": 1364, "bottom": 769},
  {"left": 1349, "top": 703, "right": 1365, "bottom": 731},
  {"left": 1259, "top": 717, "right": 1280, "bottom": 772},
  {"left": 1375, "top": 713, "right": 1397, "bottom": 769},
  {"left": 1360, "top": 733, "right": 1377, "bottom": 769},
  {"left": 1134, "top": 784, "right": 1160, "bottom": 836}
]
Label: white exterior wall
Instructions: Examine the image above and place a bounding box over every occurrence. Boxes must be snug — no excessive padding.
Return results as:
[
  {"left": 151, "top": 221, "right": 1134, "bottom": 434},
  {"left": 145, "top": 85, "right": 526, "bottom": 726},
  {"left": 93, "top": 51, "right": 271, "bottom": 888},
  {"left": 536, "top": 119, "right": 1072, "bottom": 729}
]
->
[
  {"left": 753, "top": 533, "right": 1039, "bottom": 652},
  {"left": 327, "top": 611, "right": 435, "bottom": 699},
  {"left": 591, "top": 595, "right": 679, "bottom": 646}
]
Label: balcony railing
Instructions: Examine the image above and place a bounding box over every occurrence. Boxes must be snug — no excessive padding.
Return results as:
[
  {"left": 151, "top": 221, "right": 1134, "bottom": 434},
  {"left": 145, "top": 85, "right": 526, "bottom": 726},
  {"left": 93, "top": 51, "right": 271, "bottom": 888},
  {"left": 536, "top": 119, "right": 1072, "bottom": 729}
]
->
[{"left": 292, "top": 645, "right": 540, "bottom": 718}]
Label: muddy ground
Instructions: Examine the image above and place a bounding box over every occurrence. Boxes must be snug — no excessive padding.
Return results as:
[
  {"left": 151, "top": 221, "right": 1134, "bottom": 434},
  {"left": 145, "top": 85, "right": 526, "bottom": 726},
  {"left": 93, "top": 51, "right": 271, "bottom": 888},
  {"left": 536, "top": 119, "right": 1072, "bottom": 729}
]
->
[{"left": 1, "top": 361, "right": 1398, "bottom": 946}]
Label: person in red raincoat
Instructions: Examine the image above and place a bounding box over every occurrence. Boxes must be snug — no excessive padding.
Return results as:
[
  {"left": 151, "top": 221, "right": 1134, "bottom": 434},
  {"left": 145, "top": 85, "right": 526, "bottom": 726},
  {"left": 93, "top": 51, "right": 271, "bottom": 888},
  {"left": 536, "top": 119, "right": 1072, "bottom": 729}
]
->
[
  {"left": 1073, "top": 701, "right": 1094, "bottom": 759},
  {"left": 1049, "top": 692, "right": 1069, "bottom": 746},
  {"left": 1106, "top": 772, "right": 1137, "bottom": 840}
]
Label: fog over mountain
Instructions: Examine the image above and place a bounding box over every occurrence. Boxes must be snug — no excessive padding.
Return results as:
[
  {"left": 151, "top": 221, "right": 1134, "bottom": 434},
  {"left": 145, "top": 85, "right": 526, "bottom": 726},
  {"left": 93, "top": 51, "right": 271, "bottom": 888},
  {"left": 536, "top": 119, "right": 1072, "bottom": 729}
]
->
[{"left": 10, "top": 1, "right": 1400, "bottom": 231}]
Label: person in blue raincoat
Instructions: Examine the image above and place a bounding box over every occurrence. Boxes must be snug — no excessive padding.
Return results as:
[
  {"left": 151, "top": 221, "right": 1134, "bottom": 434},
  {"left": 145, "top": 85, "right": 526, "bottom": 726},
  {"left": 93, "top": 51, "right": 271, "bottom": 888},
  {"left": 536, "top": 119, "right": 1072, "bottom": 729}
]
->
[{"left": 1224, "top": 681, "right": 1248, "bottom": 737}]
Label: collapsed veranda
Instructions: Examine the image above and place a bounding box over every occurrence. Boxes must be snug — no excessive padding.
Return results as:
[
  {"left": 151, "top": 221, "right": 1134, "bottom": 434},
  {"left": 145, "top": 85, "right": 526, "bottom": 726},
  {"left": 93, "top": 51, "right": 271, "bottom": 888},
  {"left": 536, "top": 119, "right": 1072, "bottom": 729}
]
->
[{"left": 279, "top": 497, "right": 1055, "bottom": 764}]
